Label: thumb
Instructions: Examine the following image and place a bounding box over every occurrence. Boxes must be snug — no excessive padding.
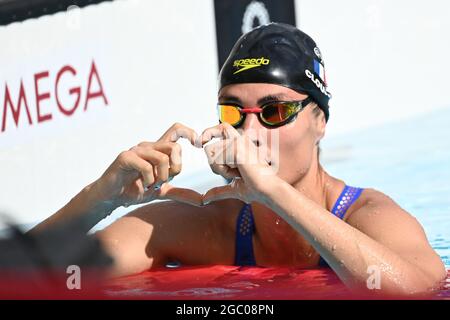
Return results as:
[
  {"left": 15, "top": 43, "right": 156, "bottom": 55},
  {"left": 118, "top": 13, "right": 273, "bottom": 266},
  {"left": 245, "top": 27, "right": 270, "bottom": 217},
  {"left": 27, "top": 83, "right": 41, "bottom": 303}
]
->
[{"left": 150, "top": 183, "right": 204, "bottom": 207}]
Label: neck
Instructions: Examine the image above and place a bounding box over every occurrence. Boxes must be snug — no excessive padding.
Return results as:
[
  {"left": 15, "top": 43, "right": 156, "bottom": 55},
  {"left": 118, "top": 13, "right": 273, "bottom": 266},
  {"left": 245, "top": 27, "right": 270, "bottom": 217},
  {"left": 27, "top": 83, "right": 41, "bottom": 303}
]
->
[{"left": 250, "top": 154, "right": 343, "bottom": 264}]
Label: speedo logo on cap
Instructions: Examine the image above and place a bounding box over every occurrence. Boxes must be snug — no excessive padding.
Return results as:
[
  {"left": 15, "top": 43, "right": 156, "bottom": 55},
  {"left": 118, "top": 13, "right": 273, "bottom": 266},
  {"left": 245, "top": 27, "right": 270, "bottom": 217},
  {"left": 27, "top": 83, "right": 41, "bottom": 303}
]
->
[{"left": 232, "top": 57, "right": 270, "bottom": 74}]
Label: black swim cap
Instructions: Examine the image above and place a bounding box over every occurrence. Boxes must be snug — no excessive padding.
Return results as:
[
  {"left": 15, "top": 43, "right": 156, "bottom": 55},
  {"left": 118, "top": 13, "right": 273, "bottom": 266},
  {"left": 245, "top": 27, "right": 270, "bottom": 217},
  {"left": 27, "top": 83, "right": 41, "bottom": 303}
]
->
[{"left": 219, "top": 23, "right": 331, "bottom": 122}]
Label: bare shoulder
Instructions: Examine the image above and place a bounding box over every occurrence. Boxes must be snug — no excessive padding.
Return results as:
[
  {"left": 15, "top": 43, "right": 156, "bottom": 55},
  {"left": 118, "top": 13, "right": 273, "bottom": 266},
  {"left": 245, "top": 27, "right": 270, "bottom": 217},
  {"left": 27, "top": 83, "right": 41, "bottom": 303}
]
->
[
  {"left": 127, "top": 200, "right": 233, "bottom": 259},
  {"left": 345, "top": 188, "right": 446, "bottom": 282},
  {"left": 96, "top": 199, "right": 240, "bottom": 275},
  {"left": 345, "top": 188, "right": 424, "bottom": 240}
]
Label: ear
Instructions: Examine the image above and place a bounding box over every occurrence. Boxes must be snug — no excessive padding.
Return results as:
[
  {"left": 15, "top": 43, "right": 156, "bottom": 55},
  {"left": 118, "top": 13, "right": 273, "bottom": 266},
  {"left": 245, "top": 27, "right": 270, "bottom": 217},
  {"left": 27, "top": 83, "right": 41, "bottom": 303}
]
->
[{"left": 314, "top": 107, "right": 327, "bottom": 143}]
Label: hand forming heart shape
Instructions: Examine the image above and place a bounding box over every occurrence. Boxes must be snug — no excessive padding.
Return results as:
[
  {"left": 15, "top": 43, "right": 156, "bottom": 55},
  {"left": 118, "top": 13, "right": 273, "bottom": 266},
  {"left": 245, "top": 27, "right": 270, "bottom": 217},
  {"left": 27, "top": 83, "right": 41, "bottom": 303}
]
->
[
  {"left": 149, "top": 122, "right": 276, "bottom": 207},
  {"left": 96, "top": 123, "right": 275, "bottom": 210}
]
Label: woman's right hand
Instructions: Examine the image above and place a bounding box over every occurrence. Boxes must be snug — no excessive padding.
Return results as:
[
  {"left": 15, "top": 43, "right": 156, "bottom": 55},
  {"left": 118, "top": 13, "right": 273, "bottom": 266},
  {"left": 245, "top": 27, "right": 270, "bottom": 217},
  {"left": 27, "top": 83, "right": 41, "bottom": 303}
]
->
[{"left": 91, "top": 123, "right": 203, "bottom": 208}]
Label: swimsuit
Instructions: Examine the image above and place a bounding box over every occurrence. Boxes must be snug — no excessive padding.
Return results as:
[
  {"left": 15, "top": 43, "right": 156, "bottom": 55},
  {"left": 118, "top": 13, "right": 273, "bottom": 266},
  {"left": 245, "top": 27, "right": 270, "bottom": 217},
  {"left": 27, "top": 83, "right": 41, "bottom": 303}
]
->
[{"left": 234, "top": 185, "right": 364, "bottom": 267}]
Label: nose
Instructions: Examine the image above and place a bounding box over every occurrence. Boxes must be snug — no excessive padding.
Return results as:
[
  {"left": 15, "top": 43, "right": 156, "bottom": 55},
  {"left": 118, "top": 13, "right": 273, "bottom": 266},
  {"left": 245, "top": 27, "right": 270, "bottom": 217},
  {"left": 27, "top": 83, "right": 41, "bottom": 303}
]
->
[{"left": 241, "top": 113, "right": 263, "bottom": 147}]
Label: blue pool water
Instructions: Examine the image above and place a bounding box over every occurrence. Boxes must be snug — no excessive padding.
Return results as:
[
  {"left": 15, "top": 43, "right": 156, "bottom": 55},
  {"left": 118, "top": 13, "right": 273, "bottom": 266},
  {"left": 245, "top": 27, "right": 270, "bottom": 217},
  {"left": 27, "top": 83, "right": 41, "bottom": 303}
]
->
[{"left": 322, "top": 107, "right": 450, "bottom": 273}]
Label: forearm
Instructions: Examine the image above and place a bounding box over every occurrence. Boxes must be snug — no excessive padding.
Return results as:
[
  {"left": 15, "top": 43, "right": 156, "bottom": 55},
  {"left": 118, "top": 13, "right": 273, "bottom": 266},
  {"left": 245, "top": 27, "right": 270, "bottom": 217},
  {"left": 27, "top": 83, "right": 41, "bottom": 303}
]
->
[
  {"left": 29, "top": 182, "right": 117, "bottom": 235},
  {"left": 259, "top": 177, "right": 436, "bottom": 295}
]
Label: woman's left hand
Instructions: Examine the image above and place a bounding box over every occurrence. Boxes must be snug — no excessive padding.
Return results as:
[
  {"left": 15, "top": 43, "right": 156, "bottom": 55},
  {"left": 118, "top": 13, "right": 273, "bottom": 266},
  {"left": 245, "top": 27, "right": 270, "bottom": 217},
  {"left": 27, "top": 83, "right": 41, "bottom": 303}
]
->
[{"left": 197, "top": 123, "right": 278, "bottom": 205}]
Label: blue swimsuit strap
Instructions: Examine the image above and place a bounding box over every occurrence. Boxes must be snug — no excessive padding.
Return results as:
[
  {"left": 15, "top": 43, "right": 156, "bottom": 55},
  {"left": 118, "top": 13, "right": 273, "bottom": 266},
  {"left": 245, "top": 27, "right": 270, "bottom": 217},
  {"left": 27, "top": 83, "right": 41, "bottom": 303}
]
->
[
  {"left": 234, "top": 203, "right": 257, "bottom": 266},
  {"left": 234, "top": 185, "right": 364, "bottom": 267},
  {"left": 330, "top": 185, "right": 364, "bottom": 219},
  {"left": 319, "top": 185, "right": 364, "bottom": 267}
]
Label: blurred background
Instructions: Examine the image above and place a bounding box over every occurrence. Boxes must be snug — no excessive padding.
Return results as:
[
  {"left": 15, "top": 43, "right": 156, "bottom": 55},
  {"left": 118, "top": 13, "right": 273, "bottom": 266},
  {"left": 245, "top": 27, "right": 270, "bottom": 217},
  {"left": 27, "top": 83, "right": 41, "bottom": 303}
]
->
[{"left": 0, "top": 0, "right": 449, "bottom": 266}]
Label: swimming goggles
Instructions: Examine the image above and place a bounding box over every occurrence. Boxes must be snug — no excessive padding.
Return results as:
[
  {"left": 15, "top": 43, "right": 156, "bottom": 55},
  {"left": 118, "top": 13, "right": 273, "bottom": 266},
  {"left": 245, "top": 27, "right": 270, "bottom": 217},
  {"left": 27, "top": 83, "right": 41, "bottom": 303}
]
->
[{"left": 217, "top": 97, "right": 313, "bottom": 128}]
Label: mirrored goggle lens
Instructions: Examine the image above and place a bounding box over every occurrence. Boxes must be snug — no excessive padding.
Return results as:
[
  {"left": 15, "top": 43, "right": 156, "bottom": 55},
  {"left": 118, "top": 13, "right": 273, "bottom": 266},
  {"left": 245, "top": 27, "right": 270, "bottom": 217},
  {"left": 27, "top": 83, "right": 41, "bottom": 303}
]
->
[
  {"left": 261, "top": 102, "right": 299, "bottom": 125},
  {"left": 218, "top": 105, "right": 242, "bottom": 126}
]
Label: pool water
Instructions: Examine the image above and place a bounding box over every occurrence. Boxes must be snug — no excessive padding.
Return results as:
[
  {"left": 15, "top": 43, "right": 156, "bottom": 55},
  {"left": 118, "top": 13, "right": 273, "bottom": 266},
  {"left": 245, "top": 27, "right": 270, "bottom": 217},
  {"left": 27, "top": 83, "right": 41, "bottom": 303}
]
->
[
  {"left": 104, "top": 107, "right": 450, "bottom": 299},
  {"left": 322, "top": 107, "right": 450, "bottom": 272},
  {"left": 321, "top": 107, "right": 450, "bottom": 298},
  {"left": 104, "top": 266, "right": 449, "bottom": 299},
  {"left": 104, "top": 266, "right": 352, "bottom": 299}
]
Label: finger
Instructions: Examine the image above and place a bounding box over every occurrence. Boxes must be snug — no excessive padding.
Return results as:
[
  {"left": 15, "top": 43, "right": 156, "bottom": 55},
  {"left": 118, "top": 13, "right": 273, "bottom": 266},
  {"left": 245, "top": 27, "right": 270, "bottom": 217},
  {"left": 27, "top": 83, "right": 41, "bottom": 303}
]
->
[
  {"left": 131, "top": 147, "right": 170, "bottom": 185},
  {"left": 151, "top": 142, "right": 182, "bottom": 177},
  {"left": 204, "top": 141, "right": 226, "bottom": 165},
  {"left": 154, "top": 183, "right": 204, "bottom": 207},
  {"left": 204, "top": 139, "right": 243, "bottom": 179},
  {"left": 204, "top": 138, "right": 237, "bottom": 165},
  {"left": 227, "top": 135, "right": 265, "bottom": 168},
  {"left": 159, "top": 122, "right": 198, "bottom": 146},
  {"left": 117, "top": 151, "right": 155, "bottom": 187},
  {"left": 197, "top": 127, "right": 225, "bottom": 147},
  {"left": 208, "top": 160, "right": 241, "bottom": 179},
  {"left": 211, "top": 164, "right": 241, "bottom": 180},
  {"left": 197, "top": 123, "right": 240, "bottom": 146},
  {"left": 133, "top": 177, "right": 146, "bottom": 198}
]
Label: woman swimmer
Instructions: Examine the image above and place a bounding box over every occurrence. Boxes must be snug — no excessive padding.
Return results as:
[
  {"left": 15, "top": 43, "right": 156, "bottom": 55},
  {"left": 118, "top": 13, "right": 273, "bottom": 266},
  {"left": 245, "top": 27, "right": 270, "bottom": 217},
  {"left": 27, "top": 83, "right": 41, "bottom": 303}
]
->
[{"left": 32, "top": 23, "right": 446, "bottom": 295}]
